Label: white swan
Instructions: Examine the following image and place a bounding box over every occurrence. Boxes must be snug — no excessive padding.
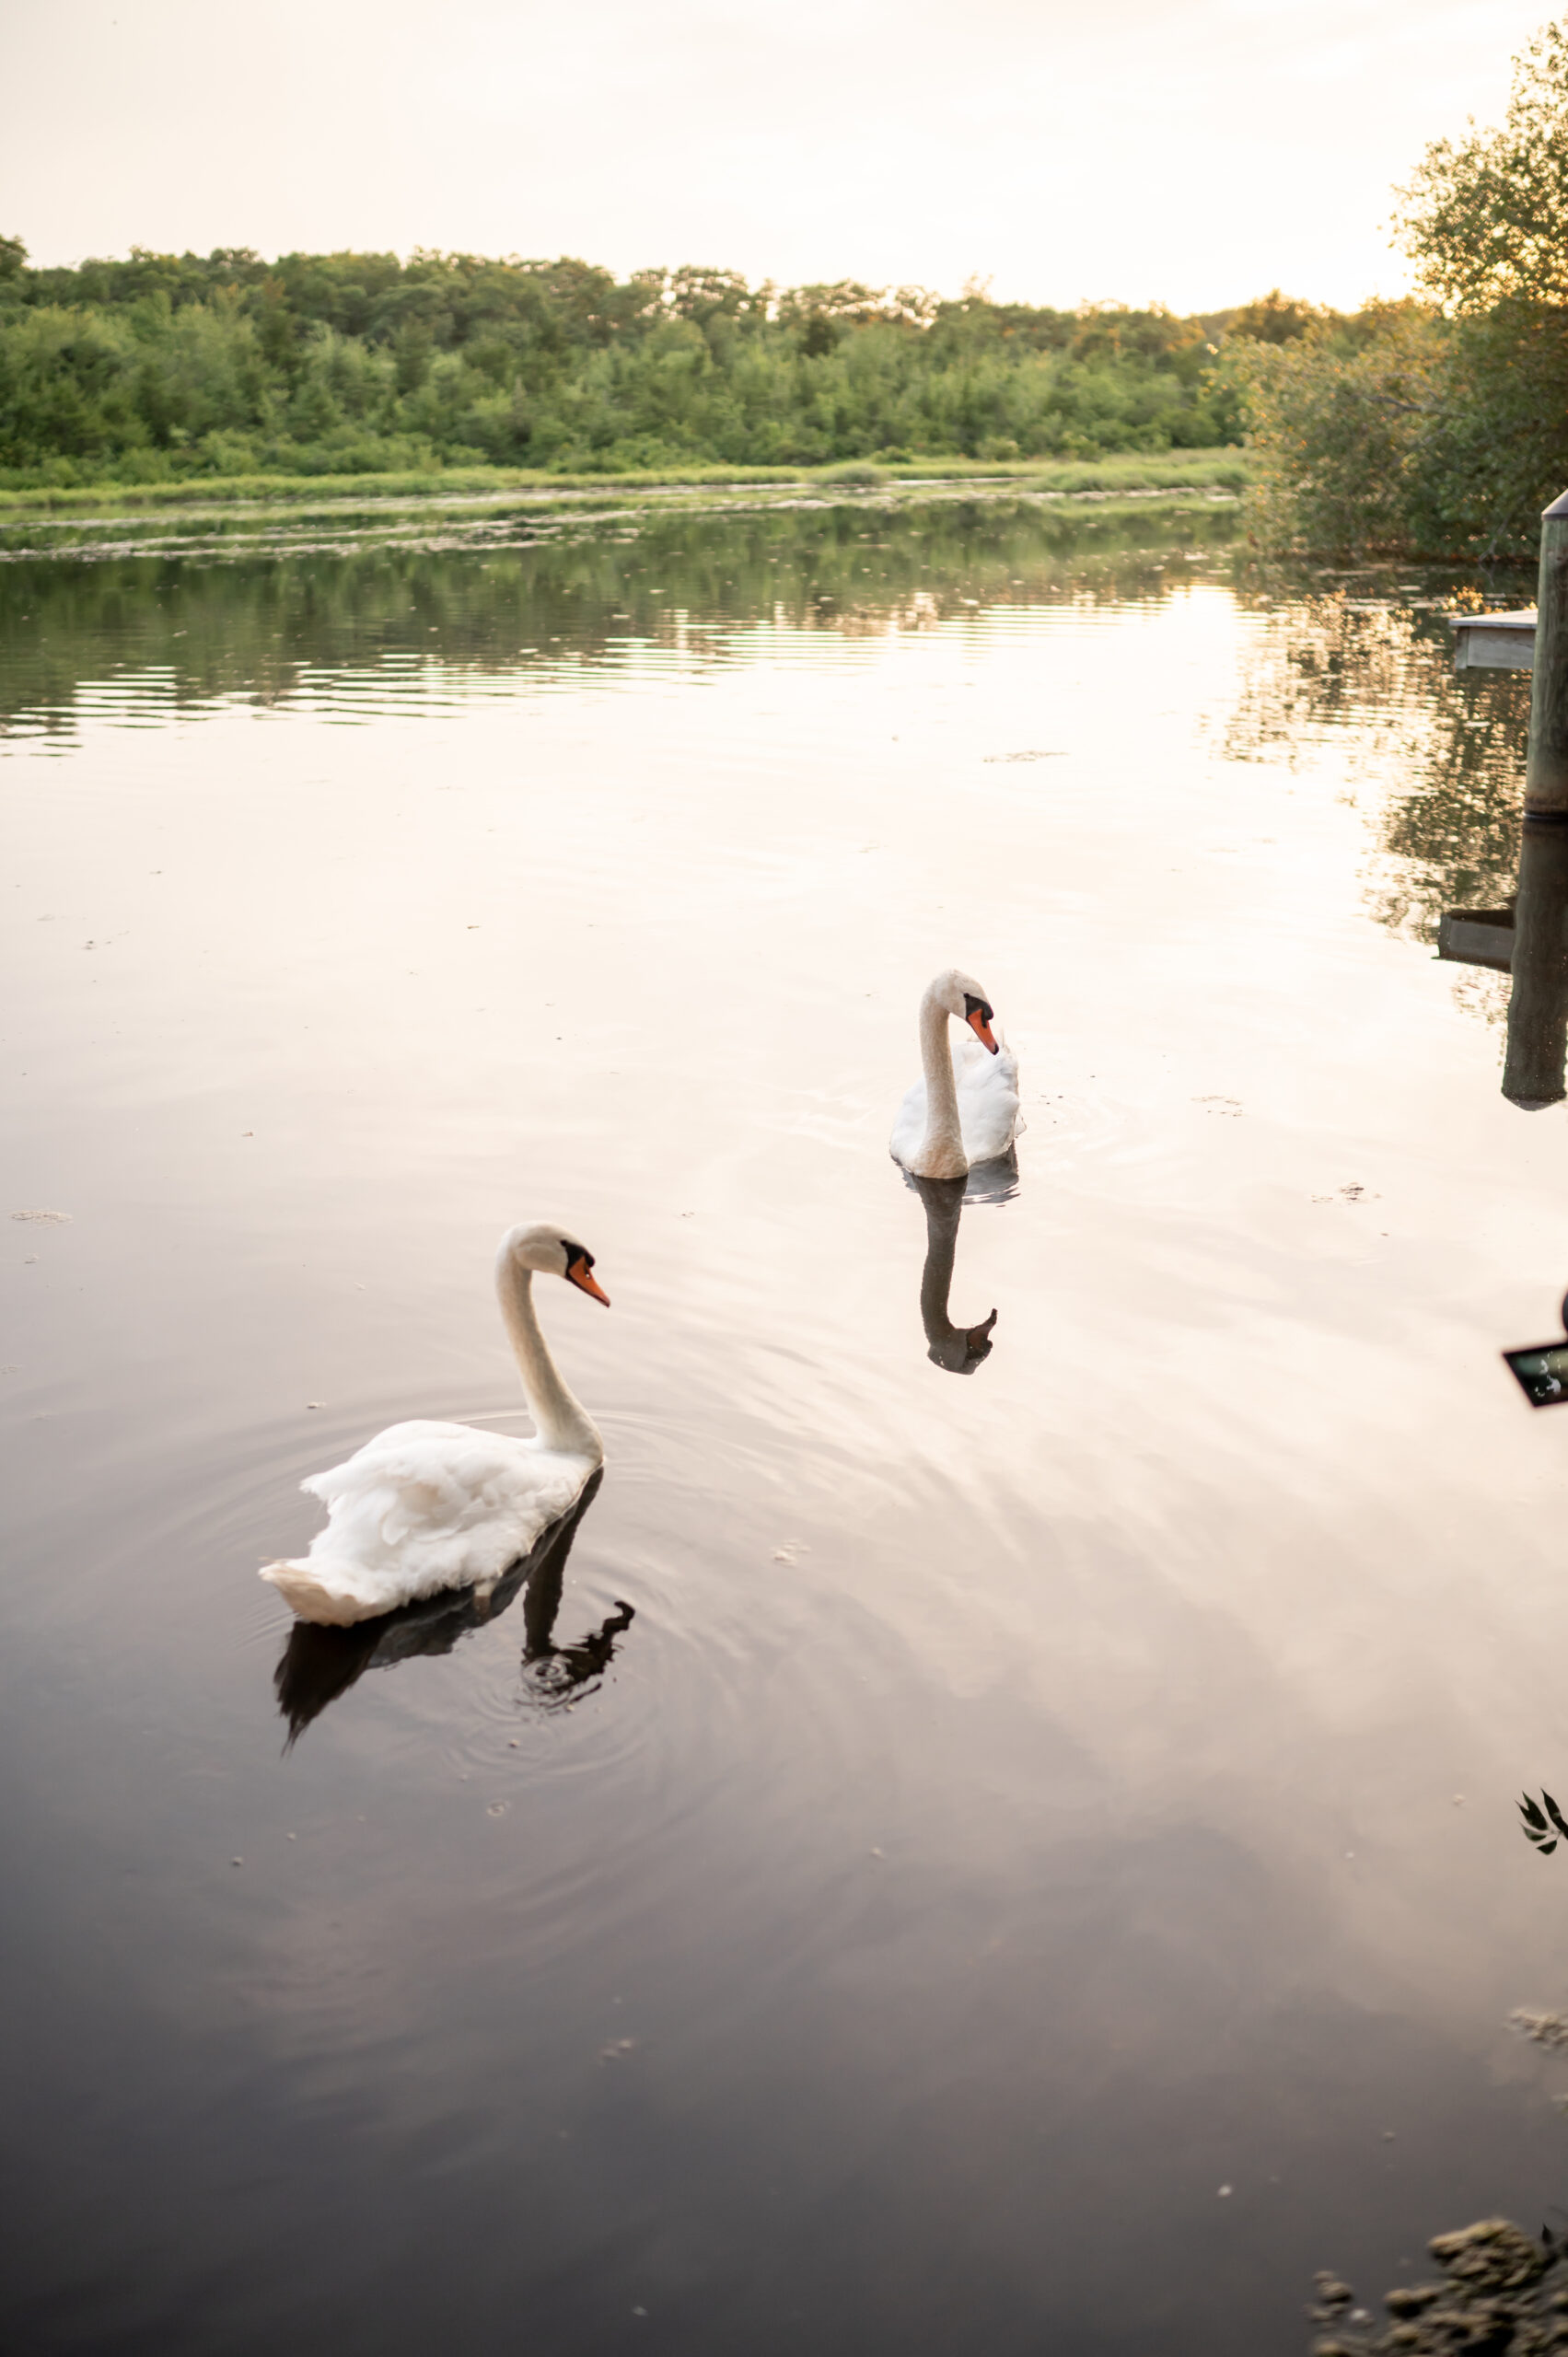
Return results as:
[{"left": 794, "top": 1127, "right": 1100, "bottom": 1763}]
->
[
  {"left": 260, "top": 1222, "right": 609, "bottom": 1627},
  {"left": 889, "top": 968, "right": 1022, "bottom": 1180}
]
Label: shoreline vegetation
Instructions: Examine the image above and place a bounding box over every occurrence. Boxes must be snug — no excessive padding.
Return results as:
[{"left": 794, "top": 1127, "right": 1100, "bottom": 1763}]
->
[
  {"left": 0, "top": 447, "right": 1249, "bottom": 517},
  {"left": 0, "top": 450, "right": 1249, "bottom": 556},
  {"left": 0, "top": 236, "right": 1283, "bottom": 511}
]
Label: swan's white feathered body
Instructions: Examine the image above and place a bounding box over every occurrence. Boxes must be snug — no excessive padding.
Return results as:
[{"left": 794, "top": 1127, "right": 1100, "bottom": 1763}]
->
[
  {"left": 889, "top": 968, "right": 1023, "bottom": 1180},
  {"left": 261, "top": 1223, "right": 609, "bottom": 1627},
  {"left": 261, "top": 1420, "right": 598, "bottom": 1627},
  {"left": 890, "top": 1027, "right": 1022, "bottom": 1171}
]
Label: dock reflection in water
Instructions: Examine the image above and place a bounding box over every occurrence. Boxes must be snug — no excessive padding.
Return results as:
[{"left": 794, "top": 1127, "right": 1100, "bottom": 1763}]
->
[
  {"left": 1435, "top": 819, "right": 1568, "bottom": 1105},
  {"left": 1502, "top": 820, "right": 1568, "bottom": 1108}
]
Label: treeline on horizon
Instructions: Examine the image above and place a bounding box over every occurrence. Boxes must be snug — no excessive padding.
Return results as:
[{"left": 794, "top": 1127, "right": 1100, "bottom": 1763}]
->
[{"left": 0, "top": 235, "right": 1326, "bottom": 486}]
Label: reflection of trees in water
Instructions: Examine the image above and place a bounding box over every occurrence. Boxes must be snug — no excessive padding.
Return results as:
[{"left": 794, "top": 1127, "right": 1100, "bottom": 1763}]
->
[
  {"left": 0, "top": 498, "right": 1238, "bottom": 741},
  {"left": 1377, "top": 693, "right": 1527, "bottom": 949},
  {"left": 273, "top": 1469, "right": 632, "bottom": 1742},
  {"left": 1221, "top": 581, "right": 1531, "bottom": 974}
]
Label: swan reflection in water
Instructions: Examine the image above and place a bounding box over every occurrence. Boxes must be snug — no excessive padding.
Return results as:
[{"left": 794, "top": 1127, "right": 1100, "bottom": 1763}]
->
[
  {"left": 908, "top": 1174, "right": 1001, "bottom": 1374},
  {"left": 273, "top": 1470, "right": 633, "bottom": 1741},
  {"left": 519, "top": 1523, "right": 635, "bottom": 1713}
]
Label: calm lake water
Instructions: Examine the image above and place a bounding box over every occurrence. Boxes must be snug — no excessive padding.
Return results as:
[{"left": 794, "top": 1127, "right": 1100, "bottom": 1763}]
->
[{"left": 4, "top": 493, "right": 1565, "bottom": 2356}]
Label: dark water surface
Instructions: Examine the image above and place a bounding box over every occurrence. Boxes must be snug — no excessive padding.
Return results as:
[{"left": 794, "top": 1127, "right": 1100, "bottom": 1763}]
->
[{"left": 5, "top": 498, "right": 1566, "bottom": 2356}]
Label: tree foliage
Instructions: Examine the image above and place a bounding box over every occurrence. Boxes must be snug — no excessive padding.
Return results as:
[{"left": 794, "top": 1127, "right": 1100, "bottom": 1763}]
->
[
  {"left": 0, "top": 241, "right": 1250, "bottom": 485},
  {"left": 1231, "top": 18, "right": 1568, "bottom": 558},
  {"left": 1393, "top": 20, "right": 1568, "bottom": 311},
  {"left": 1225, "top": 303, "right": 1441, "bottom": 554}
]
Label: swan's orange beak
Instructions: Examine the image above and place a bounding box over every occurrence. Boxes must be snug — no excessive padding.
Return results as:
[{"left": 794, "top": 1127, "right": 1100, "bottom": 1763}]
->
[
  {"left": 967, "top": 1008, "right": 999, "bottom": 1054},
  {"left": 568, "top": 1258, "right": 610, "bottom": 1306}
]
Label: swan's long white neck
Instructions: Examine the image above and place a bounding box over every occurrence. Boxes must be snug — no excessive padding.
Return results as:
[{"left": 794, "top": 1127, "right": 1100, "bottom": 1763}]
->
[
  {"left": 917, "top": 981, "right": 967, "bottom": 1178},
  {"left": 495, "top": 1258, "right": 604, "bottom": 1462}
]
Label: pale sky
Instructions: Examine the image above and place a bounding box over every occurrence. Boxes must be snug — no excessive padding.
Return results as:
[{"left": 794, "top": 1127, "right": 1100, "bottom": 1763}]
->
[{"left": 1, "top": 0, "right": 1551, "bottom": 312}]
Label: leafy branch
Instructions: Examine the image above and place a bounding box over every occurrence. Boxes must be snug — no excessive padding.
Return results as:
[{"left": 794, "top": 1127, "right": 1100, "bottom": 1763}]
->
[{"left": 1519, "top": 1788, "right": 1568, "bottom": 1853}]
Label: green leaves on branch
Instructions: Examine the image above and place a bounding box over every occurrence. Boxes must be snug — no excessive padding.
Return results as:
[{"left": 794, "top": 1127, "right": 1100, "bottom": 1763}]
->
[
  {"left": 1519, "top": 1789, "right": 1568, "bottom": 1853},
  {"left": 1229, "top": 17, "right": 1568, "bottom": 558},
  {"left": 1393, "top": 20, "right": 1568, "bottom": 313},
  {"left": 1222, "top": 304, "right": 1445, "bottom": 556}
]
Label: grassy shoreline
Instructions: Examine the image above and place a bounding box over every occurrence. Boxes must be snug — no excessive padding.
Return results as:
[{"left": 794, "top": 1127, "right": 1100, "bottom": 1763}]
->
[
  {"left": 0, "top": 452, "right": 1249, "bottom": 560},
  {"left": 0, "top": 448, "right": 1248, "bottom": 521}
]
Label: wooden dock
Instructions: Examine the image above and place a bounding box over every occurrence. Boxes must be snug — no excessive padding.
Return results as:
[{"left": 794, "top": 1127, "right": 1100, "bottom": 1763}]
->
[
  {"left": 1438, "top": 907, "right": 1516, "bottom": 970},
  {"left": 1449, "top": 610, "right": 1537, "bottom": 670}
]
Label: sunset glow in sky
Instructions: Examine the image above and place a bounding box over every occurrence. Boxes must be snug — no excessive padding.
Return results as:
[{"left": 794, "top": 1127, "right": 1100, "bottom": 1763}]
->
[{"left": 3, "top": 0, "right": 1550, "bottom": 310}]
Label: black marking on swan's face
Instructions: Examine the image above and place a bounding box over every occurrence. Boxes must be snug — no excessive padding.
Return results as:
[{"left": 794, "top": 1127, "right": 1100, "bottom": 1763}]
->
[{"left": 962, "top": 992, "right": 1000, "bottom": 1053}]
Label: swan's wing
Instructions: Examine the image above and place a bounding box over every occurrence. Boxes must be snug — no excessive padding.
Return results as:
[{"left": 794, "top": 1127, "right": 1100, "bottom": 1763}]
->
[
  {"left": 267, "top": 1421, "right": 593, "bottom": 1624},
  {"left": 889, "top": 1074, "right": 929, "bottom": 1167},
  {"left": 304, "top": 1421, "right": 522, "bottom": 1517},
  {"left": 954, "top": 1036, "right": 1024, "bottom": 1163}
]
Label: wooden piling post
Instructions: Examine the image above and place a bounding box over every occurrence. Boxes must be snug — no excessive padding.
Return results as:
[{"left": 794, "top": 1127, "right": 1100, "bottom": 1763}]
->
[
  {"left": 1526, "top": 488, "right": 1568, "bottom": 816},
  {"left": 1503, "top": 820, "right": 1568, "bottom": 1106},
  {"left": 1501, "top": 490, "right": 1568, "bottom": 1102}
]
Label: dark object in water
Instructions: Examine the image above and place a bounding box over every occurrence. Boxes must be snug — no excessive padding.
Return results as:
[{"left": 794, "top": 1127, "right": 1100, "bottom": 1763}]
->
[
  {"left": 1502, "top": 1339, "right": 1568, "bottom": 1405},
  {"left": 1518, "top": 1790, "right": 1568, "bottom": 1856},
  {"left": 1307, "top": 2216, "right": 1562, "bottom": 2353},
  {"left": 273, "top": 1469, "right": 630, "bottom": 1739},
  {"left": 1437, "top": 905, "right": 1516, "bottom": 971},
  {"left": 1501, "top": 1290, "right": 1568, "bottom": 1406}
]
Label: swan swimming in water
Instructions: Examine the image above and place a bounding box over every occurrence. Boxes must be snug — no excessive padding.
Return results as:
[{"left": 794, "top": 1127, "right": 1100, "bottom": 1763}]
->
[
  {"left": 261, "top": 1222, "right": 609, "bottom": 1627},
  {"left": 272, "top": 1471, "right": 625, "bottom": 1739},
  {"left": 889, "top": 968, "right": 1022, "bottom": 1181}
]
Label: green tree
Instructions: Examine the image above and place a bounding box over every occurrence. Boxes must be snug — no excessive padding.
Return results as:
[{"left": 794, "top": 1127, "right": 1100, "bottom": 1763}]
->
[
  {"left": 1393, "top": 22, "right": 1568, "bottom": 309},
  {"left": 1232, "top": 17, "right": 1568, "bottom": 556},
  {"left": 1227, "top": 303, "right": 1444, "bottom": 554},
  {"left": 0, "top": 242, "right": 1250, "bottom": 483}
]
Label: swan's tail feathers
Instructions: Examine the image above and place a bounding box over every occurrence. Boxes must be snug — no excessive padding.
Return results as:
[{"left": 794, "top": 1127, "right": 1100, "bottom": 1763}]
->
[{"left": 260, "top": 1561, "right": 380, "bottom": 1628}]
